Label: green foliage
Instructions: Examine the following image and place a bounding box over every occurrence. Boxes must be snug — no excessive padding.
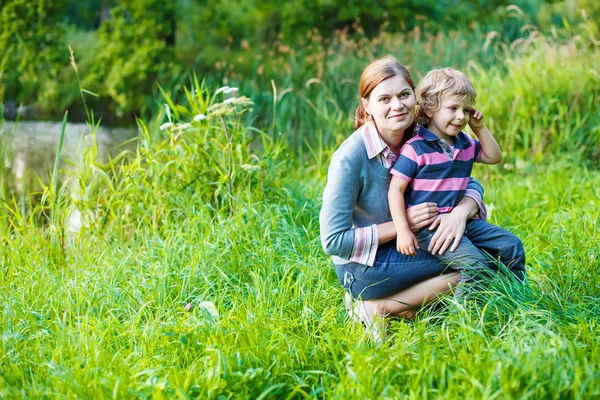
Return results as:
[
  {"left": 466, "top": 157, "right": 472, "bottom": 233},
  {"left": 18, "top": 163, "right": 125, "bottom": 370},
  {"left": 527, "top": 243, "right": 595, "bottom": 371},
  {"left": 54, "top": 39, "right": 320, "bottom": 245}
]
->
[
  {"left": 83, "top": 0, "right": 178, "bottom": 118},
  {"left": 0, "top": 0, "right": 66, "bottom": 105},
  {"left": 1, "top": 4, "right": 599, "bottom": 397},
  {"left": 471, "top": 25, "right": 600, "bottom": 161}
]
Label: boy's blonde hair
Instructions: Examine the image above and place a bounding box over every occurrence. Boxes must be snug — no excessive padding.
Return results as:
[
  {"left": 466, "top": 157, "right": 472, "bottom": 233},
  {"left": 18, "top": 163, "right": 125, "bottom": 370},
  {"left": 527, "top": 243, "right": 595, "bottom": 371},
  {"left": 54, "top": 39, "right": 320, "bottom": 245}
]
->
[{"left": 415, "top": 67, "right": 476, "bottom": 126}]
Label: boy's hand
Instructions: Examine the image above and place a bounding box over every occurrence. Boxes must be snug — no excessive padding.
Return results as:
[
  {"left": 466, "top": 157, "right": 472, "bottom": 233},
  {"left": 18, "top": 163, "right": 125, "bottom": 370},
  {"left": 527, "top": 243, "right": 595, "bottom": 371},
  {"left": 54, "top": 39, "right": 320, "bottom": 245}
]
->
[
  {"left": 396, "top": 230, "right": 420, "bottom": 256},
  {"left": 468, "top": 108, "right": 485, "bottom": 131}
]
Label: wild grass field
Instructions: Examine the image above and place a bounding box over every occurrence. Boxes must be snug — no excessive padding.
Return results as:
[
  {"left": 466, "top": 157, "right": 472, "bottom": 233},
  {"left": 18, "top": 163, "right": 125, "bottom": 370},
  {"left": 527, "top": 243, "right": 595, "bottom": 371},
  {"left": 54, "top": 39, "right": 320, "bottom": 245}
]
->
[{"left": 1, "top": 19, "right": 599, "bottom": 399}]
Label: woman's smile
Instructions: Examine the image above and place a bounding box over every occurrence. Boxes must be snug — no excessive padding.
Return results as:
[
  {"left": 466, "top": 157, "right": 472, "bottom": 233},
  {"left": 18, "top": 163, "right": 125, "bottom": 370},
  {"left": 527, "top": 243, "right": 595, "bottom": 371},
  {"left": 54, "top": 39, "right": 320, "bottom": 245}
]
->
[{"left": 390, "top": 112, "right": 410, "bottom": 120}]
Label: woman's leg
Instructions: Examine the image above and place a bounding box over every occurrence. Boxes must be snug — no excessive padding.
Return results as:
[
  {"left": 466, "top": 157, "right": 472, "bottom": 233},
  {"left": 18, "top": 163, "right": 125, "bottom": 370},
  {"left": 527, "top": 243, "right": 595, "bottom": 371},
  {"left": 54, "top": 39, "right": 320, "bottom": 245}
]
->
[
  {"left": 345, "top": 273, "right": 458, "bottom": 343},
  {"left": 335, "top": 241, "right": 456, "bottom": 301},
  {"left": 363, "top": 272, "right": 459, "bottom": 318},
  {"left": 336, "top": 242, "right": 460, "bottom": 332}
]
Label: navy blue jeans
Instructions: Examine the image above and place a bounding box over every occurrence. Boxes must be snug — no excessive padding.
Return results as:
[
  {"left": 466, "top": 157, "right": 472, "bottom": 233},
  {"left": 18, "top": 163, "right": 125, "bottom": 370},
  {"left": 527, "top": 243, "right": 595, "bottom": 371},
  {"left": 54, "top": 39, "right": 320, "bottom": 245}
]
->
[
  {"left": 414, "top": 218, "right": 525, "bottom": 284},
  {"left": 335, "top": 219, "right": 525, "bottom": 300}
]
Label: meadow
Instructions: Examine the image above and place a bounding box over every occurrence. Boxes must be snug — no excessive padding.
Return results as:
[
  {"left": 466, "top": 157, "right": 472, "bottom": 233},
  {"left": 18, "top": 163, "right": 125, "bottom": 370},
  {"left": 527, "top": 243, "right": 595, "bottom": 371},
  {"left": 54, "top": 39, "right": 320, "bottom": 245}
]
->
[{"left": 1, "top": 16, "right": 599, "bottom": 399}]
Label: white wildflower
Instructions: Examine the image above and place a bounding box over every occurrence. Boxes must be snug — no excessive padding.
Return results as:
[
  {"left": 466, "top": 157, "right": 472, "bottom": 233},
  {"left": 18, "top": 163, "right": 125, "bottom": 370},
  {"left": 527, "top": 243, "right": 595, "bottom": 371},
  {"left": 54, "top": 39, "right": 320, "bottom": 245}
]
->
[
  {"left": 175, "top": 123, "right": 192, "bottom": 130},
  {"left": 159, "top": 122, "right": 174, "bottom": 131},
  {"left": 241, "top": 164, "right": 260, "bottom": 172},
  {"left": 193, "top": 113, "right": 207, "bottom": 121},
  {"left": 223, "top": 87, "right": 238, "bottom": 94},
  {"left": 223, "top": 97, "right": 236, "bottom": 104},
  {"left": 198, "top": 301, "right": 219, "bottom": 319},
  {"left": 215, "top": 86, "right": 230, "bottom": 95}
]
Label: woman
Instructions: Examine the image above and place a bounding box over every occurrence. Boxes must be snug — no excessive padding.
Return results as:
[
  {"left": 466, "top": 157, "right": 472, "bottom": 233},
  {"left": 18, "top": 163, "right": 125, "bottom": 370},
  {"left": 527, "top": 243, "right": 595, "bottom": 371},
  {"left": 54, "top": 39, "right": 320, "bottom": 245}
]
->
[{"left": 319, "top": 56, "right": 491, "bottom": 337}]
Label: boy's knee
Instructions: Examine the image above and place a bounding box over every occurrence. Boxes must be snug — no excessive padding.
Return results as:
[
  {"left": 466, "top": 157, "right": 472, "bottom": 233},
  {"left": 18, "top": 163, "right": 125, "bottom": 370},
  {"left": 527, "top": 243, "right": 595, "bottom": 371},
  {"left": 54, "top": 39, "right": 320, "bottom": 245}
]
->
[
  {"left": 504, "top": 234, "right": 526, "bottom": 280},
  {"left": 503, "top": 233, "right": 524, "bottom": 259}
]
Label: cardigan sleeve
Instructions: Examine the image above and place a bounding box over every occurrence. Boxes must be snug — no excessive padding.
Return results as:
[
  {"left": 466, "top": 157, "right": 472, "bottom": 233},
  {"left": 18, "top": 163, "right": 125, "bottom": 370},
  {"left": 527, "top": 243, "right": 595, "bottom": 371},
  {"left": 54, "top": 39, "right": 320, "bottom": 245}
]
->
[{"left": 319, "top": 150, "right": 379, "bottom": 266}]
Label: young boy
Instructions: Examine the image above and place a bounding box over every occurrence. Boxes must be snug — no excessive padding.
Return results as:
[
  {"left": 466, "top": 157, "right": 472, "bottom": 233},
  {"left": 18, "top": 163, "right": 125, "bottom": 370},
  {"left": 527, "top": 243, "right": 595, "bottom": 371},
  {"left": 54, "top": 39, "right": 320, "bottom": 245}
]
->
[{"left": 388, "top": 68, "right": 525, "bottom": 289}]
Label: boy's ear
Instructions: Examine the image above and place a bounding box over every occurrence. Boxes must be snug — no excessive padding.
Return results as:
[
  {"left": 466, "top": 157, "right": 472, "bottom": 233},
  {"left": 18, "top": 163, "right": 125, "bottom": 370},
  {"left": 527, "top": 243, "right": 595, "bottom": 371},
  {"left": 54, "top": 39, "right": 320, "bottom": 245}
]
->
[{"left": 424, "top": 107, "right": 433, "bottom": 118}]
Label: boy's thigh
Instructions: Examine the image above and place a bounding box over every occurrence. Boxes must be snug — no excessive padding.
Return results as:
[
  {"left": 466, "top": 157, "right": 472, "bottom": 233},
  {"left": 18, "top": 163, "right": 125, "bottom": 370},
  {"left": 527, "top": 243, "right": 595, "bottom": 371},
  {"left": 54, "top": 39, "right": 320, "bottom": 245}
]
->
[
  {"left": 414, "top": 227, "right": 487, "bottom": 270},
  {"left": 464, "top": 219, "right": 521, "bottom": 256},
  {"left": 463, "top": 219, "right": 526, "bottom": 280}
]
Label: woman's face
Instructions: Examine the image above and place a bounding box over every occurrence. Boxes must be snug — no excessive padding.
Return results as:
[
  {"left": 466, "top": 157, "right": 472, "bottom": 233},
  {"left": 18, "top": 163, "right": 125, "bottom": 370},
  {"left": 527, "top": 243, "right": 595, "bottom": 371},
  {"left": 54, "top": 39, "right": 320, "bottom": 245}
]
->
[{"left": 361, "top": 74, "right": 416, "bottom": 148}]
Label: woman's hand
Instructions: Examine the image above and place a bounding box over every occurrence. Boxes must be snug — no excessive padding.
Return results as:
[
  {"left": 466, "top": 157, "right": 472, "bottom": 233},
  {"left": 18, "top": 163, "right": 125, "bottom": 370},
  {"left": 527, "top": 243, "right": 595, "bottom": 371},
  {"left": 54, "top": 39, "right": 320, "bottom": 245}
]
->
[
  {"left": 427, "top": 207, "right": 469, "bottom": 255},
  {"left": 406, "top": 202, "right": 439, "bottom": 233}
]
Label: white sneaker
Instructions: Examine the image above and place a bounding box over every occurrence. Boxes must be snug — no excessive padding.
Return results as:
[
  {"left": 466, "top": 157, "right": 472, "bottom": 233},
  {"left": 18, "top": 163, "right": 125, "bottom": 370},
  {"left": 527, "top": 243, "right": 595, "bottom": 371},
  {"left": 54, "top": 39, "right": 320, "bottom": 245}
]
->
[{"left": 344, "top": 292, "right": 385, "bottom": 344}]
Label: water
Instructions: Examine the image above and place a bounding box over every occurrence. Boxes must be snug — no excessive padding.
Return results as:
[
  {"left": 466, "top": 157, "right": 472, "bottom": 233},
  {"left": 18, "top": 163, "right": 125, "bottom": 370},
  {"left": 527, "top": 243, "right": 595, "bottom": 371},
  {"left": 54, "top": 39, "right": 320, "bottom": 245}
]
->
[{"left": 1, "top": 120, "right": 137, "bottom": 194}]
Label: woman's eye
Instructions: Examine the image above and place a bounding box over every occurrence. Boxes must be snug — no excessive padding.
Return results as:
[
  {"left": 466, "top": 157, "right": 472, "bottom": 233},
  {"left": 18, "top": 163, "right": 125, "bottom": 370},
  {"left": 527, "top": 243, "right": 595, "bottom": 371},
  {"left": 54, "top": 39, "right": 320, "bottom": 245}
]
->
[
  {"left": 400, "top": 92, "right": 409, "bottom": 98},
  {"left": 380, "top": 97, "right": 390, "bottom": 103}
]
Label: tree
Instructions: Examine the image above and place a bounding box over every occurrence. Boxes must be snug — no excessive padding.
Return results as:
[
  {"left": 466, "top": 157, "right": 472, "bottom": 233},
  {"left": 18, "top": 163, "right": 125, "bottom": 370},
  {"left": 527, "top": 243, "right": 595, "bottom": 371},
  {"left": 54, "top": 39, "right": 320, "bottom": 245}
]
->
[
  {"left": 84, "top": 0, "right": 178, "bottom": 117},
  {"left": 0, "top": 0, "right": 66, "bottom": 105}
]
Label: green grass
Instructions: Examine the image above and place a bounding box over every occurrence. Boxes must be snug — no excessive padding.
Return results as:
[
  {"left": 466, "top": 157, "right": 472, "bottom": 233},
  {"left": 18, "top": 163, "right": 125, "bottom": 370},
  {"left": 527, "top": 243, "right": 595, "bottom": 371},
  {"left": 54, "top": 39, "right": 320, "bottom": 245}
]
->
[
  {"left": 1, "top": 22, "right": 599, "bottom": 399},
  {"left": 0, "top": 131, "right": 598, "bottom": 398}
]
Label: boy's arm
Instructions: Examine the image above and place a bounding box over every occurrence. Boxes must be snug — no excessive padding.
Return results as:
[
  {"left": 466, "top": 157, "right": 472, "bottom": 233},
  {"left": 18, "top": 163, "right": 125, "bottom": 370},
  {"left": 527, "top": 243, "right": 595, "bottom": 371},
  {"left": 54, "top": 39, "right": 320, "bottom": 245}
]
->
[
  {"left": 469, "top": 108, "right": 502, "bottom": 164},
  {"left": 388, "top": 175, "right": 420, "bottom": 255}
]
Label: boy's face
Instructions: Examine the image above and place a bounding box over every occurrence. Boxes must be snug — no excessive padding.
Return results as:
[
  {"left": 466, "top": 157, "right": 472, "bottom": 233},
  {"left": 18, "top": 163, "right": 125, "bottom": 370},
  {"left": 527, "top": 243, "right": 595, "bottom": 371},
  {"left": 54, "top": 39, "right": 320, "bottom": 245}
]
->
[{"left": 426, "top": 94, "right": 473, "bottom": 142}]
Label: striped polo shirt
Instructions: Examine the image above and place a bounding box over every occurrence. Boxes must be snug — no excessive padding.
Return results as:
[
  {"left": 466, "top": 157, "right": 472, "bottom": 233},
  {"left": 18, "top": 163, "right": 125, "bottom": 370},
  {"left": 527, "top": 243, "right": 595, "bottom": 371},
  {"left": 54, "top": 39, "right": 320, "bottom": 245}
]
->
[{"left": 391, "top": 125, "right": 482, "bottom": 214}]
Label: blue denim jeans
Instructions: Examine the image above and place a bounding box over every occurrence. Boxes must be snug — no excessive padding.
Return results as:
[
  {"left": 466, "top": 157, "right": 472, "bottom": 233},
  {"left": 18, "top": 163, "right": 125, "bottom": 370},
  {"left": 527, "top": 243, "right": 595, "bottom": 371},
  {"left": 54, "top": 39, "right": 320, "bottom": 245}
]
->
[
  {"left": 335, "top": 219, "right": 525, "bottom": 300},
  {"left": 414, "top": 218, "right": 526, "bottom": 287},
  {"left": 335, "top": 242, "right": 457, "bottom": 300}
]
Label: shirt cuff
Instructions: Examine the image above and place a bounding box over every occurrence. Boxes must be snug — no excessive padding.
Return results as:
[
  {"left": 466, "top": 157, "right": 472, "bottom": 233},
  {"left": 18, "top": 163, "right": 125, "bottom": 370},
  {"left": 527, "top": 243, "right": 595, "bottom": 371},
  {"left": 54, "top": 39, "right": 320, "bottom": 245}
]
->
[
  {"left": 349, "top": 224, "right": 379, "bottom": 267},
  {"left": 464, "top": 188, "right": 487, "bottom": 220}
]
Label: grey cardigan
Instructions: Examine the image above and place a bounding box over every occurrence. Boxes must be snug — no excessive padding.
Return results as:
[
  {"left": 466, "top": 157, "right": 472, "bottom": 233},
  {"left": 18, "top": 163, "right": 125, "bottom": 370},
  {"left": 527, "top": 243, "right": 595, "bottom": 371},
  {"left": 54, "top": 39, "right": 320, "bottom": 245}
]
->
[{"left": 320, "top": 126, "right": 485, "bottom": 266}]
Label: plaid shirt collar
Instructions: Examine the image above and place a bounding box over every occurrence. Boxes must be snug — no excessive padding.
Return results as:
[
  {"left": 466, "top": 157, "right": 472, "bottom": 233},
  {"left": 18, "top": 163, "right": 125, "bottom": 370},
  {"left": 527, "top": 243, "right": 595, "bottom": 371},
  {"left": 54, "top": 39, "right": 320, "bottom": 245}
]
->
[{"left": 362, "top": 122, "right": 397, "bottom": 162}]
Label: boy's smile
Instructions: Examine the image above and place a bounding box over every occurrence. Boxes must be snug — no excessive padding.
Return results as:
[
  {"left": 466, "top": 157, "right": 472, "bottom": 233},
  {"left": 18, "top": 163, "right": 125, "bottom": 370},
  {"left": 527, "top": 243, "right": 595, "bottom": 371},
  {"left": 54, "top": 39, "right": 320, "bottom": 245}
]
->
[{"left": 426, "top": 95, "right": 473, "bottom": 144}]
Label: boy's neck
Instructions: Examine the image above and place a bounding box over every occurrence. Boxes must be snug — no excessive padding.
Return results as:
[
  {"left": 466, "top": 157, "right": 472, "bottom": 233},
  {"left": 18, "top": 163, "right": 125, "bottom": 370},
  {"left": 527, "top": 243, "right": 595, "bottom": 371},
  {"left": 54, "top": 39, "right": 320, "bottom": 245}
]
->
[{"left": 426, "top": 126, "right": 456, "bottom": 146}]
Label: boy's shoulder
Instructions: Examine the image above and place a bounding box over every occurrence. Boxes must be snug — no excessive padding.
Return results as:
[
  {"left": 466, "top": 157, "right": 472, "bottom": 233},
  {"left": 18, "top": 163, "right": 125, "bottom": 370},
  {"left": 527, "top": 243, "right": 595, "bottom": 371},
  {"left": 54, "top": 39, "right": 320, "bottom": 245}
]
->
[{"left": 401, "top": 133, "right": 435, "bottom": 155}]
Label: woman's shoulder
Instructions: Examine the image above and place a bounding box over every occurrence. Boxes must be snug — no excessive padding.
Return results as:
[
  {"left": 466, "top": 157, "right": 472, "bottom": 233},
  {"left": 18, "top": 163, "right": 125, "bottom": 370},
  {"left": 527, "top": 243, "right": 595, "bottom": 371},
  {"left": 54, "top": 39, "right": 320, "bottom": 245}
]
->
[{"left": 331, "top": 128, "right": 367, "bottom": 164}]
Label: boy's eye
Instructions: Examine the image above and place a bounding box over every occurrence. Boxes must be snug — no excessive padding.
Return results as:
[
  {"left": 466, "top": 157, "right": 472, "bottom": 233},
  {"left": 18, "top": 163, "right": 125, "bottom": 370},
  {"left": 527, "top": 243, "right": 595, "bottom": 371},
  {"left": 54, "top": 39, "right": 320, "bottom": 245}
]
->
[{"left": 449, "top": 106, "right": 458, "bottom": 111}]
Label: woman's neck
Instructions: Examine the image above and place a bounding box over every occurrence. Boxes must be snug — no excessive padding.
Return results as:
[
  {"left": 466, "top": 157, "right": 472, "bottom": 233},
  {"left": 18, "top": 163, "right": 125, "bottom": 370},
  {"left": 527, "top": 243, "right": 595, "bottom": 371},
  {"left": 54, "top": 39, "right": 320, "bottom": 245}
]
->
[
  {"left": 380, "top": 131, "right": 405, "bottom": 155},
  {"left": 372, "top": 122, "right": 405, "bottom": 154}
]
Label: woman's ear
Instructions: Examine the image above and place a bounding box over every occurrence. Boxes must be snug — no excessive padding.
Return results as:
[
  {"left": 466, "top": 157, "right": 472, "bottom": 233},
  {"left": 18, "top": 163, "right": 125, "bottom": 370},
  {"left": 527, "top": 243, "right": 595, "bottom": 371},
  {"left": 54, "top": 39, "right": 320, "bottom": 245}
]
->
[{"left": 361, "top": 98, "right": 370, "bottom": 115}]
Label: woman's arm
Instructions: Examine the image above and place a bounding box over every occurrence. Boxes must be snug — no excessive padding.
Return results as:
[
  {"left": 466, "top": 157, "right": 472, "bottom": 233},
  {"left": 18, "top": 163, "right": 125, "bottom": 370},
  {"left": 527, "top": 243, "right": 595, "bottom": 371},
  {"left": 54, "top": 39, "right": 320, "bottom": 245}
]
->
[{"left": 320, "top": 151, "right": 379, "bottom": 266}]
